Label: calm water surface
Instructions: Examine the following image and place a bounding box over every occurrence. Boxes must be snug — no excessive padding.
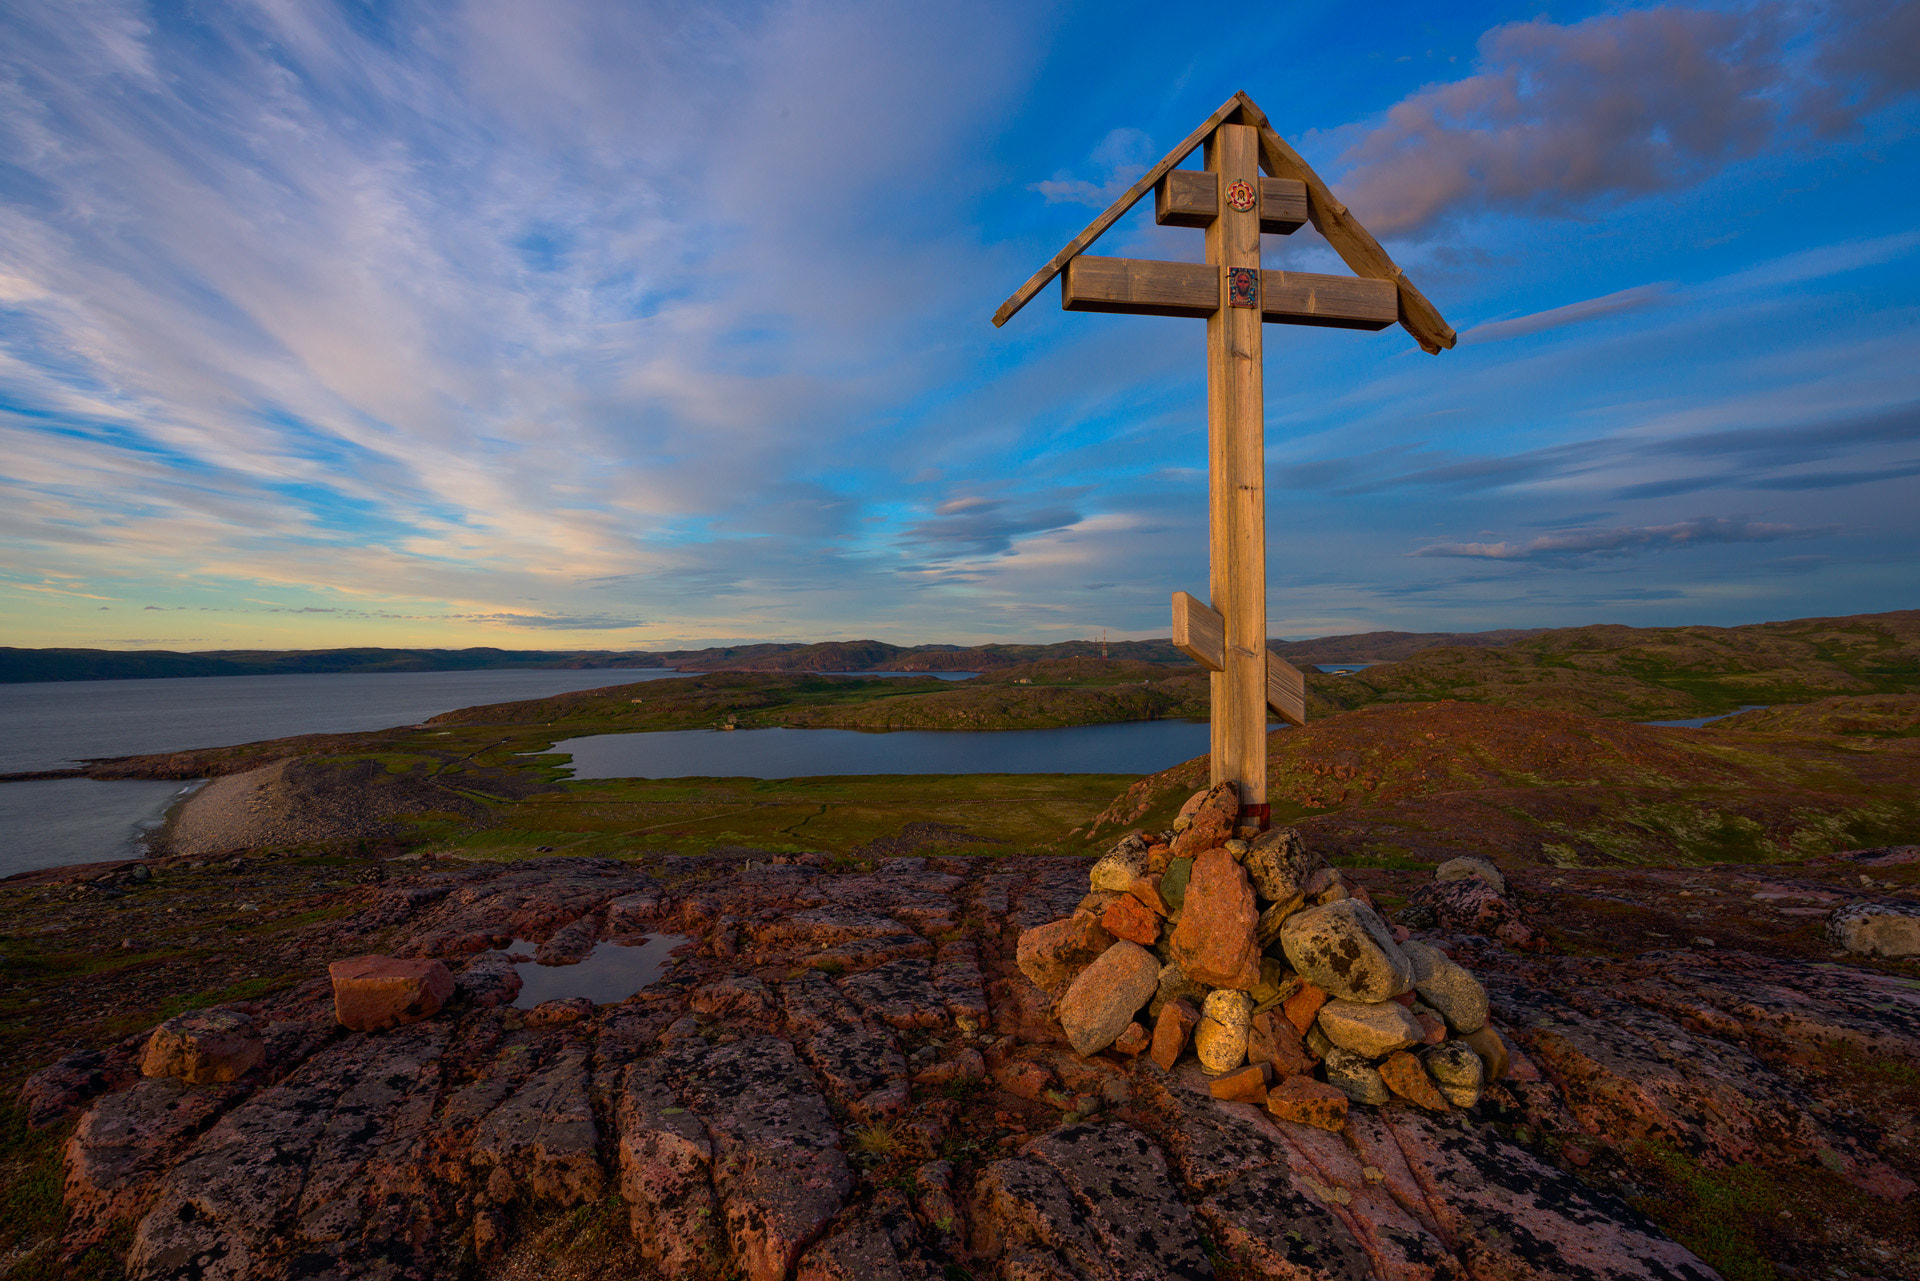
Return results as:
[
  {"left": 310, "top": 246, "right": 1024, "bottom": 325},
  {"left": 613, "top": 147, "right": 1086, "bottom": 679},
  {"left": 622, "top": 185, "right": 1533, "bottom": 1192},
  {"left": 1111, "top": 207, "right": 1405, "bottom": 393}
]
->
[
  {"left": 552, "top": 719, "right": 1253, "bottom": 779},
  {"left": 504, "top": 934, "right": 687, "bottom": 1007},
  {"left": 1640, "top": 705, "right": 1769, "bottom": 729}
]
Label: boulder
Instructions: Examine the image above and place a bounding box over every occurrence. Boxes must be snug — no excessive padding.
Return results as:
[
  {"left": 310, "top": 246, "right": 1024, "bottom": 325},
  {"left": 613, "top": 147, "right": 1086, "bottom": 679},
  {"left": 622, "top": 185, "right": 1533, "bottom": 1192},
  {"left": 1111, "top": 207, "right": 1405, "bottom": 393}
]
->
[
  {"left": 1242, "top": 827, "right": 1320, "bottom": 904},
  {"left": 1016, "top": 915, "right": 1116, "bottom": 997},
  {"left": 1402, "top": 940, "right": 1489, "bottom": 1033},
  {"left": 1170, "top": 783, "right": 1237, "bottom": 858},
  {"left": 1434, "top": 856, "right": 1505, "bottom": 894},
  {"left": 1147, "top": 959, "right": 1206, "bottom": 1018},
  {"left": 1125, "top": 876, "right": 1170, "bottom": 917},
  {"left": 1158, "top": 858, "right": 1194, "bottom": 913},
  {"left": 139, "top": 1009, "right": 264, "bottom": 1085},
  {"left": 1100, "top": 894, "right": 1160, "bottom": 946},
  {"left": 328, "top": 955, "right": 455, "bottom": 1032},
  {"left": 1458, "top": 1024, "right": 1511, "bottom": 1082},
  {"left": 1245, "top": 1010, "right": 1313, "bottom": 1079},
  {"left": 1377, "top": 1050, "right": 1449, "bottom": 1112},
  {"left": 1209, "top": 1063, "right": 1272, "bottom": 1103},
  {"left": 1168, "top": 849, "right": 1261, "bottom": 990},
  {"left": 1279, "top": 900, "right": 1414, "bottom": 1003},
  {"left": 1280, "top": 981, "right": 1328, "bottom": 1036},
  {"left": 1322, "top": 1047, "right": 1391, "bottom": 1105},
  {"left": 1057, "top": 941, "right": 1161, "bottom": 1056},
  {"left": 1826, "top": 901, "right": 1920, "bottom": 957},
  {"left": 1089, "top": 834, "right": 1153, "bottom": 893},
  {"left": 1194, "top": 989, "right": 1252, "bottom": 1074},
  {"left": 1150, "top": 998, "right": 1200, "bottom": 1072},
  {"left": 1265, "top": 1076, "right": 1349, "bottom": 1132},
  {"left": 1423, "top": 1041, "right": 1486, "bottom": 1107},
  {"left": 1317, "top": 999, "right": 1423, "bottom": 1058}
]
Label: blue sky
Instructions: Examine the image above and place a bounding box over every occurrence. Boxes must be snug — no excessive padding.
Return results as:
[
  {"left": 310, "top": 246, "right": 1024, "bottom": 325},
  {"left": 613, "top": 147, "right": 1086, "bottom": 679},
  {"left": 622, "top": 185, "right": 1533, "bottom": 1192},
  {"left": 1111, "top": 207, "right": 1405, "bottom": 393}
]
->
[{"left": 1, "top": 0, "right": 1915, "bottom": 650}]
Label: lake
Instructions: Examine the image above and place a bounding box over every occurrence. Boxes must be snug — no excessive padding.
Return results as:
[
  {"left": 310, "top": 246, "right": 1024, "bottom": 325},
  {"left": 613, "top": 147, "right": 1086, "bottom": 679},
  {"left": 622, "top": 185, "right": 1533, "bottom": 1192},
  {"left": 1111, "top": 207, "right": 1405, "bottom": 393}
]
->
[
  {"left": 551, "top": 719, "right": 1249, "bottom": 779},
  {"left": 0, "top": 667, "right": 686, "bottom": 878}
]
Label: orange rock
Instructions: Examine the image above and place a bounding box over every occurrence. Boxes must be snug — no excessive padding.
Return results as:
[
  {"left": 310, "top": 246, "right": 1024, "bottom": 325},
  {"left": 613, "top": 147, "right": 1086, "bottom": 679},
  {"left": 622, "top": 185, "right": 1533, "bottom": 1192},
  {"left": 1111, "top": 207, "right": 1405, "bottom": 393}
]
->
[
  {"left": 1247, "top": 1010, "right": 1314, "bottom": 1078},
  {"left": 1113, "top": 1021, "right": 1151, "bottom": 1057},
  {"left": 1415, "top": 1011, "right": 1447, "bottom": 1046},
  {"left": 1126, "top": 876, "right": 1171, "bottom": 917},
  {"left": 1101, "top": 893, "right": 1160, "bottom": 945},
  {"left": 1151, "top": 998, "right": 1200, "bottom": 1071},
  {"left": 1145, "top": 844, "right": 1173, "bottom": 876},
  {"left": 329, "top": 955, "right": 454, "bottom": 1032},
  {"left": 1459, "top": 1024, "right": 1510, "bottom": 1081},
  {"left": 1169, "top": 849, "right": 1261, "bottom": 990},
  {"left": 1266, "top": 1076, "right": 1349, "bottom": 1131},
  {"left": 1281, "top": 982, "right": 1328, "bottom": 1037},
  {"left": 1378, "top": 1051, "right": 1450, "bottom": 1112},
  {"left": 1015, "top": 914, "right": 1116, "bottom": 996},
  {"left": 1209, "top": 1062, "right": 1273, "bottom": 1103},
  {"left": 1171, "top": 782, "right": 1237, "bottom": 858}
]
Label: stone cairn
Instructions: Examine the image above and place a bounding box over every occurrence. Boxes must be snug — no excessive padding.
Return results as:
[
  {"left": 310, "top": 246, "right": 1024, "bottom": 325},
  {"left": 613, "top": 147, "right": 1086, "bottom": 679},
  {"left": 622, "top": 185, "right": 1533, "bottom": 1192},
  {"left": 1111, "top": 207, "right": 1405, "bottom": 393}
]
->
[{"left": 1017, "top": 782, "right": 1509, "bottom": 1130}]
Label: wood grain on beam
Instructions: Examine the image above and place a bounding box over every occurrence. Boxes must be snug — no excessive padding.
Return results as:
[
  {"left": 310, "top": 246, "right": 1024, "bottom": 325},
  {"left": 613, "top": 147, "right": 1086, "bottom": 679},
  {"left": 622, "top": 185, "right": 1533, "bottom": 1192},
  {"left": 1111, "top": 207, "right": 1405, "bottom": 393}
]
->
[
  {"left": 1062, "top": 256, "right": 1217, "bottom": 318},
  {"left": 1155, "top": 170, "right": 1216, "bottom": 228},
  {"left": 1157, "top": 171, "right": 1306, "bottom": 234},
  {"left": 1232, "top": 96, "right": 1455, "bottom": 353},
  {"left": 1258, "top": 177, "right": 1307, "bottom": 234},
  {"left": 1261, "top": 270, "right": 1396, "bottom": 330},
  {"left": 1171, "top": 591, "right": 1225, "bottom": 672},
  {"left": 992, "top": 93, "right": 1248, "bottom": 328},
  {"left": 1267, "top": 652, "right": 1307, "bottom": 728}
]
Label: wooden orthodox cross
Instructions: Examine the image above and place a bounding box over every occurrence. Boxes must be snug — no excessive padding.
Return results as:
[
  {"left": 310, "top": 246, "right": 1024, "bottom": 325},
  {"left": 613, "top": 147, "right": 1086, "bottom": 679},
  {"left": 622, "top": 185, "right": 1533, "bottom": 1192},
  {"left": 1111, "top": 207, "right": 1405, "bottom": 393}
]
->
[{"left": 993, "top": 91, "right": 1453, "bottom": 831}]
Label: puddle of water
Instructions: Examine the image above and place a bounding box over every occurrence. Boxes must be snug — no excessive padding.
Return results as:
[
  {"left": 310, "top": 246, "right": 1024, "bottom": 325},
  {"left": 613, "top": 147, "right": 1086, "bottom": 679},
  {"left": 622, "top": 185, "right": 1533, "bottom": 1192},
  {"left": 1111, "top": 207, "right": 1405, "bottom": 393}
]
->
[
  {"left": 1640, "top": 704, "right": 1769, "bottom": 729},
  {"left": 502, "top": 934, "right": 686, "bottom": 1008}
]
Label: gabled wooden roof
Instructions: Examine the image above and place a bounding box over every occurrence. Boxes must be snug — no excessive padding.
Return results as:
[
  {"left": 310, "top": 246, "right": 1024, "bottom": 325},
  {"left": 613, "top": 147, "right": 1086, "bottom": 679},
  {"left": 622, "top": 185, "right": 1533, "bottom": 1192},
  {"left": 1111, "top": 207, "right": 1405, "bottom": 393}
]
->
[{"left": 992, "top": 91, "right": 1454, "bottom": 354}]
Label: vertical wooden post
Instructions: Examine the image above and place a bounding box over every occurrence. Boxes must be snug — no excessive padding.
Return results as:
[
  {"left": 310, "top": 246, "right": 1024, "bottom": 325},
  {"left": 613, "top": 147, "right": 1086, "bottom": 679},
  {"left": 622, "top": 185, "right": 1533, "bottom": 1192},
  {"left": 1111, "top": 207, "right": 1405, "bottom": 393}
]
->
[{"left": 1204, "top": 123, "right": 1267, "bottom": 822}]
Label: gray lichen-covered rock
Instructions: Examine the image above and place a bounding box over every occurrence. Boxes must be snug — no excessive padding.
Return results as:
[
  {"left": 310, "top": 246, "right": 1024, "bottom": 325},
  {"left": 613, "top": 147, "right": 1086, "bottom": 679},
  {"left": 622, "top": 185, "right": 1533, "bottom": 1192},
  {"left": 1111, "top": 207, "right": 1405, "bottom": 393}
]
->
[
  {"left": 1058, "top": 941, "right": 1162, "bottom": 1056},
  {"left": 1423, "top": 1041, "right": 1486, "bottom": 1107},
  {"left": 1241, "top": 827, "right": 1320, "bottom": 905},
  {"left": 1090, "top": 833, "right": 1154, "bottom": 893},
  {"left": 1402, "top": 939, "right": 1489, "bottom": 1033},
  {"left": 1148, "top": 958, "right": 1207, "bottom": 1019},
  {"left": 1322, "top": 1047, "right": 1391, "bottom": 1104},
  {"left": 1279, "top": 900, "right": 1414, "bottom": 1003},
  {"left": 1826, "top": 901, "right": 1920, "bottom": 957},
  {"left": 1195, "top": 989, "right": 1252, "bottom": 1074},
  {"left": 1316, "top": 998, "right": 1423, "bottom": 1058},
  {"left": 1434, "top": 856, "right": 1505, "bottom": 894}
]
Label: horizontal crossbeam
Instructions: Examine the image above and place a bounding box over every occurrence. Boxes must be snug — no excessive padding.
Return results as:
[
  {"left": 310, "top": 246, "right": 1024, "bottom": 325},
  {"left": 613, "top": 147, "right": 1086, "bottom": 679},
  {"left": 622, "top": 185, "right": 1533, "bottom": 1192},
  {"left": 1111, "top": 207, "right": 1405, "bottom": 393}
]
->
[
  {"left": 1155, "top": 171, "right": 1307, "bottom": 235},
  {"left": 1062, "top": 257, "right": 1397, "bottom": 330},
  {"left": 1267, "top": 653, "right": 1307, "bottom": 728}
]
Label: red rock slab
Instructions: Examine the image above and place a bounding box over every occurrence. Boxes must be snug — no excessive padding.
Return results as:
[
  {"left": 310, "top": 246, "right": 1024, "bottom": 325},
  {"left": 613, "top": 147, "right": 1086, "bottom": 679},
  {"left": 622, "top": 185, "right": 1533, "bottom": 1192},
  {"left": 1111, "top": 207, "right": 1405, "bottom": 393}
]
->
[
  {"left": 1171, "top": 782, "right": 1238, "bottom": 859},
  {"left": 1209, "top": 1063, "right": 1273, "bottom": 1103},
  {"left": 1378, "top": 1052, "right": 1449, "bottom": 1112},
  {"left": 991, "top": 1056, "right": 1057, "bottom": 1103},
  {"left": 1264, "top": 1076, "right": 1348, "bottom": 1132},
  {"left": 1281, "top": 982, "right": 1328, "bottom": 1037},
  {"left": 1256, "top": 1099, "right": 1459, "bottom": 1281},
  {"left": 914, "top": 1048, "right": 986, "bottom": 1087},
  {"left": 140, "top": 1008, "right": 263, "bottom": 1085},
  {"left": 1168, "top": 848, "right": 1261, "bottom": 990},
  {"left": 328, "top": 955, "right": 454, "bottom": 1032},
  {"left": 1383, "top": 1110, "right": 1721, "bottom": 1281},
  {"left": 1151, "top": 998, "right": 1200, "bottom": 1072},
  {"left": 1101, "top": 893, "right": 1160, "bottom": 945},
  {"left": 1113, "top": 1021, "right": 1151, "bottom": 1057}
]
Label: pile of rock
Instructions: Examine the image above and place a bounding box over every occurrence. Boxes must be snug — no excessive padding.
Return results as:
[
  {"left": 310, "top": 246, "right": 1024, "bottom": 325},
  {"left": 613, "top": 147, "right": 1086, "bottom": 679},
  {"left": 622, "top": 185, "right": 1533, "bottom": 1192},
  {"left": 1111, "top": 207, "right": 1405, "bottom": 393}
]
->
[{"left": 1018, "top": 782, "right": 1511, "bottom": 1130}]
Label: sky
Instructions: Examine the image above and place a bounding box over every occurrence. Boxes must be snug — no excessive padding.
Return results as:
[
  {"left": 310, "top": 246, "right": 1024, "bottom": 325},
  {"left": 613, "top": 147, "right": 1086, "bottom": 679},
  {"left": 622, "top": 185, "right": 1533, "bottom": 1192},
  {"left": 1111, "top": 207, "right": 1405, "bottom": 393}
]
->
[{"left": 1, "top": 0, "right": 1916, "bottom": 652}]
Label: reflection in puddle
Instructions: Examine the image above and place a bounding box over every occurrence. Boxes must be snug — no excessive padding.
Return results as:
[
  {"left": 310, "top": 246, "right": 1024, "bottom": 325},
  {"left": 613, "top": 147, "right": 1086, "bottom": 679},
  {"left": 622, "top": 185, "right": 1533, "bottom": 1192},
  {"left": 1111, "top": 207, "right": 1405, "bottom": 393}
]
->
[{"left": 503, "top": 934, "right": 686, "bottom": 1009}]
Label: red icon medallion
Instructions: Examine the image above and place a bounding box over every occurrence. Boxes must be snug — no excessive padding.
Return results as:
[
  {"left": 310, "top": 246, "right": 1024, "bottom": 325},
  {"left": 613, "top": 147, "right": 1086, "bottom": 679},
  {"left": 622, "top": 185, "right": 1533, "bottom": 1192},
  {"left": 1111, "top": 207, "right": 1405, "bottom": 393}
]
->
[{"left": 1224, "top": 179, "right": 1257, "bottom": 213}]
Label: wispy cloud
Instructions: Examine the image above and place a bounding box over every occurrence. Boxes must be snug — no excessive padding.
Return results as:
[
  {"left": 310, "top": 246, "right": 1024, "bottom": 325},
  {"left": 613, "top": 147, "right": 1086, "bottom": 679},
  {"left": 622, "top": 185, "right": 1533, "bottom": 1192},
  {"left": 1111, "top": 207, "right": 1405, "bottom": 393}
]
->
[
  {"left": 1463, "top": 283, "right": 1674, "bottom": 343},
  {"left": 1412, "top": 516, "right": 1833, "bottom": 561},
  {"left": 1335, "top": 3, "right": 1920, "bottom": 236}
]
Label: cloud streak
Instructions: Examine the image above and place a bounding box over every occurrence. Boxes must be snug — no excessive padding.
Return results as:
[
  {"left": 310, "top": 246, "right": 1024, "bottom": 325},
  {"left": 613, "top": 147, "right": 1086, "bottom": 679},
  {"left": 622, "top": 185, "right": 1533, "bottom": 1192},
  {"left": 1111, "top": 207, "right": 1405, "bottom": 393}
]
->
[{"left": 1412, "top": 517, "right": 1834, "bottom": 561}]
